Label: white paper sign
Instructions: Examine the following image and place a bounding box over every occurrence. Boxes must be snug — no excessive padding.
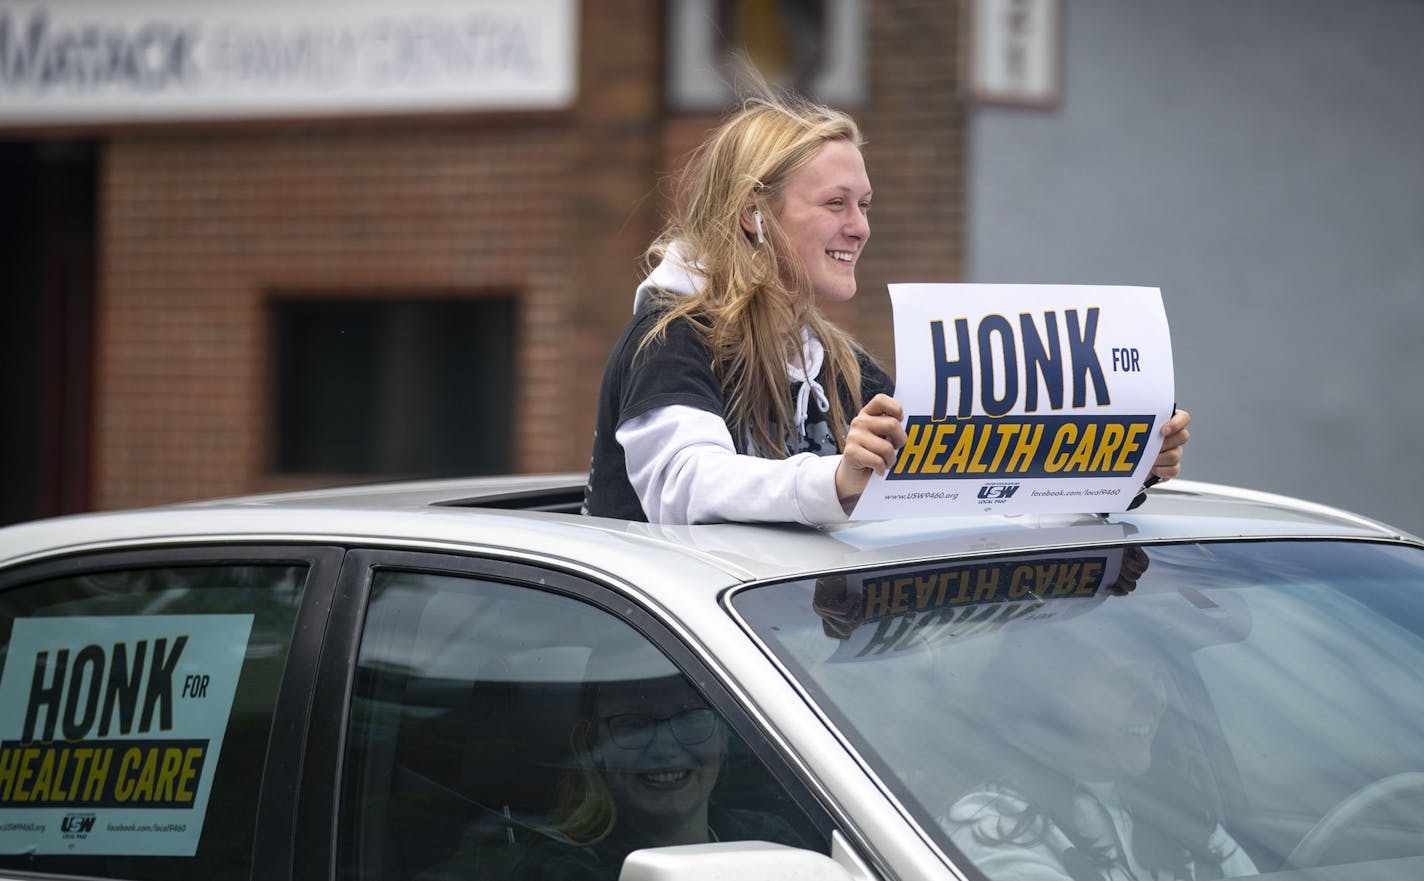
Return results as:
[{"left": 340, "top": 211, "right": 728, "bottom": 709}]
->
[
  {"left": 0, "top": 614, "right": 253, "bottom": 856},
  {"left": 851, "top": 283, "right": 1174, "bottom": 519}
]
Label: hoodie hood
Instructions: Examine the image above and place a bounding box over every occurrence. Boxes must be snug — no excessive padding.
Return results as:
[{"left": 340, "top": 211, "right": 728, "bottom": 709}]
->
[{"left": 633, "top": 241, "right": 705, "bottom": 312}]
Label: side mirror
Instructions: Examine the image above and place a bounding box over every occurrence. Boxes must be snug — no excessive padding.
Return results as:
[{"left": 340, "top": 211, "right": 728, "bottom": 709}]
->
[{"left": 620, "top": 840, "right": 858, "bottom": 881}]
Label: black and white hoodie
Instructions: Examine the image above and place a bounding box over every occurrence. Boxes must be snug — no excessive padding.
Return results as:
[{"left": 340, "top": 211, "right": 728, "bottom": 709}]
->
[{"left": 583, "top": 242, "right": 893, "bottom": 524}]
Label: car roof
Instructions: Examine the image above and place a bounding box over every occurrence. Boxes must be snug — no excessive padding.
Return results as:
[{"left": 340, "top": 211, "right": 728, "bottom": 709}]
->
[{"left": 0, "top": 475, "right": 1415, "bottom": 589}]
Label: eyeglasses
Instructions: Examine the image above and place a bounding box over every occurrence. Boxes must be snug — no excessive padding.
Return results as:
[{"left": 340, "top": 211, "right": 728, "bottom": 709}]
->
[{"left": 602, "top": 708, "right": 718, "bottom": 749}]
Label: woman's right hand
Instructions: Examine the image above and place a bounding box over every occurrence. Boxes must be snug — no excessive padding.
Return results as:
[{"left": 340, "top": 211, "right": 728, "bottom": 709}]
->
[{"left": 836, "top": 394, "right": 907, "bottom": 506}]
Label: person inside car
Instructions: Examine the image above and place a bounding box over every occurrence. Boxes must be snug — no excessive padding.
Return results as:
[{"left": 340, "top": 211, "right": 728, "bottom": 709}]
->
[
  {"left": 939, "top": 621, "right": 1257, "bottom": 881},
  {"left": 513, "top": 642, "right": 804, "bottom": 881},
  {"left": 581, "top": 82, "right": 1191, "bottom": 525}
]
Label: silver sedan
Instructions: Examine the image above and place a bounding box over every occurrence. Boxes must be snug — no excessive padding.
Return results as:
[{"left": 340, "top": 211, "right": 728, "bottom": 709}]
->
[{"left": 2, "top": 476, "right": 1422, "bottom": 881}]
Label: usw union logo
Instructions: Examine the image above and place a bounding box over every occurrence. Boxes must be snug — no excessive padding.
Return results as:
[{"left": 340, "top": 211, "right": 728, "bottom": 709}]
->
[
  {"left": 62, "top": 813, "right": 96, "bottom": 835},
  {"left": 977, "top": 483, "right": 1021, "bottom": 500}
]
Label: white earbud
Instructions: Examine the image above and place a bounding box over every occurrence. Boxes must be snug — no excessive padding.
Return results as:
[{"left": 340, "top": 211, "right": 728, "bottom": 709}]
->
[{"left": 753, "top": 209, "right": 765, "bottom": 245}]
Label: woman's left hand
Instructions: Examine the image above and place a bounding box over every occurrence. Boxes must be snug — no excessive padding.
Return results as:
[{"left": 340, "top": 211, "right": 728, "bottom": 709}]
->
[{"left": 1151, "top": 408, "right": 1191, "bottom": 481}]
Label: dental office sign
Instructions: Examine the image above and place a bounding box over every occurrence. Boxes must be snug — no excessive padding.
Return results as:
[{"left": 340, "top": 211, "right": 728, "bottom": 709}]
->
[
  {"left": 852, "top": 284, "right": 1174, "bottom": 519},
  {"left": 0, "top": 0, "right": 578, "bottom": 127}
]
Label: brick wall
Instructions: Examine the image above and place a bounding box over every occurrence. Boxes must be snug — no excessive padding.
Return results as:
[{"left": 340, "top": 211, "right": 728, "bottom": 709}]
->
[
  {"left": 92, "top": 1, "right": 964, "bottom": 510},
  {"left": 98, "top": 126, "right": 582, "bottom": 506},
  {"left": 855, "top": 0, "right": 967, "bottom": 363}
]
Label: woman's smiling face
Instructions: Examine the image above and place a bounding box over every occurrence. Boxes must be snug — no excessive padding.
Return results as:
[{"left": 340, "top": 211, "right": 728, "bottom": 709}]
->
[
  {"left": 1058, "top": 656, "right": 1169, "bottom": 781},
  {"left": 593, "top": 675, "right": 724, "bottom": 829},
  {"left": 991, "top": 630, "right": 1171, "bottom": 783},
  {"left": 772, "top": 139, "right": 872, "bottom": 304}
]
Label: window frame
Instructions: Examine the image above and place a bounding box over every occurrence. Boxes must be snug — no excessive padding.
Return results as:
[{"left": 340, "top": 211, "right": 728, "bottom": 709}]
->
[
  {"left": 301, "top": 548, "right": 842, "bottom": 881},
  {"left": 0, "top": 543, "right": 345, "bottom": 881}
]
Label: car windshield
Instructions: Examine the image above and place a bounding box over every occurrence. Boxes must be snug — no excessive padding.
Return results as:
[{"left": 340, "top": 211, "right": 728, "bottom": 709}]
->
[{"left": 733, "top": 539, "right": 1424, "bottom": 880}]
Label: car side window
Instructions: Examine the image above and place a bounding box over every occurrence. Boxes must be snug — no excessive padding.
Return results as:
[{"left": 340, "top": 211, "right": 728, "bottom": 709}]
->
[
  {"left": 338, "top": 568, "right": 825, "bottom": 881},
  {"left": 0, "top": 559, "right": 308, "bottom": 881}
]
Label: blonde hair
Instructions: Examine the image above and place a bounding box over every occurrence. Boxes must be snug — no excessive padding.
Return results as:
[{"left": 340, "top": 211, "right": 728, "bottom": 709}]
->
[
  {"left": 641, "top": 92, "right": 869, "bottom": 457},
  {"left": 545, "top": 718, "right": 619, "bottom": 845}
]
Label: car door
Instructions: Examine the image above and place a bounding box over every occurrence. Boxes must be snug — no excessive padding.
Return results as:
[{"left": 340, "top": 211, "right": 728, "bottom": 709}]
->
[
  {"left": 298, "top": 549, "right": 841, "bottom": 881},
  {"left": 0, "top": 545, "right": 342, "bottom": 881}
]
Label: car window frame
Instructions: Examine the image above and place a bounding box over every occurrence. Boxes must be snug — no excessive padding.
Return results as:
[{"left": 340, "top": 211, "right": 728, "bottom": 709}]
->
[
  {"left": 296, "top": 547, "right": 845, "bottom": 881},
  {"left": 0, "top": 543, "right": 345, "bottom": 881}
]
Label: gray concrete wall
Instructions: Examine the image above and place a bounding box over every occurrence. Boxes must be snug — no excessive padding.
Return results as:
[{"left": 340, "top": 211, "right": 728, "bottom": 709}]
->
[{"left": 967, "top": 0, "right": 1424, "bottom": 535}]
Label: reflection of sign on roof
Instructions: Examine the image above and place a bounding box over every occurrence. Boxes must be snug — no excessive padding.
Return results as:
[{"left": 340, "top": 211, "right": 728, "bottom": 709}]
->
[
  {"left": 0, "top": 614, "right": 251, "bottom": 856},
  {"left": 863, "top": 556, "right": 1108, "bottom": 621},
  {"left": 824, "top": 549, "right": 1123, "bottom": 660}
]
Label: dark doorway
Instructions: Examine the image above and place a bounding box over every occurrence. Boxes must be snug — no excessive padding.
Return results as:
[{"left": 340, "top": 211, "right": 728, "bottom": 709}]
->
[{"left": 0, "top": 141, "right": 97, "bottom": 526}]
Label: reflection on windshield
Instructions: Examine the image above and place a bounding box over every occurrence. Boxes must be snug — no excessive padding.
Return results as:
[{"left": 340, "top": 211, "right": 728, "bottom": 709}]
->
[
  {"left": 936, "top": 593, "right": 1257, "bottom": 881},
  {"left": 733, "top": 541, "right": 1424, "bottom": 879}
]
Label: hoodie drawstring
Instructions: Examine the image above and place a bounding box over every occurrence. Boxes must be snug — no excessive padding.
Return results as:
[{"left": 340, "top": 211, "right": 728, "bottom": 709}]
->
[{"left": 789, "top": 327, "right": 830, "bottom": 442}]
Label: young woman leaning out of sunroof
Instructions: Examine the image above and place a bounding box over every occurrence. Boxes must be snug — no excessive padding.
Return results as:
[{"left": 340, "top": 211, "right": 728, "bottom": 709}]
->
[{"left": 582, "top": 91, "right": 1190, "bottom": 525}]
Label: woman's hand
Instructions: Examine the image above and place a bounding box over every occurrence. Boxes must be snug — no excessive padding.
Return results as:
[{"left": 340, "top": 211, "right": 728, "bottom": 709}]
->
[
  {"left": 1151, "top": 408, "right": 1191, "bottom": 481},
  {"left": 836, "top": 394, "right": 907, "bottom": 505}
]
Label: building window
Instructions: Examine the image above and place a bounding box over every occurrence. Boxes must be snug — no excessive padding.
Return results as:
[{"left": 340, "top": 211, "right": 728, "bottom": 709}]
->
[
  {"left": 271, "top": 296, "right": 515, "bottom": 479},
  {"left": 666, "top": 0, "right": 865, "bottom": 111}
]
